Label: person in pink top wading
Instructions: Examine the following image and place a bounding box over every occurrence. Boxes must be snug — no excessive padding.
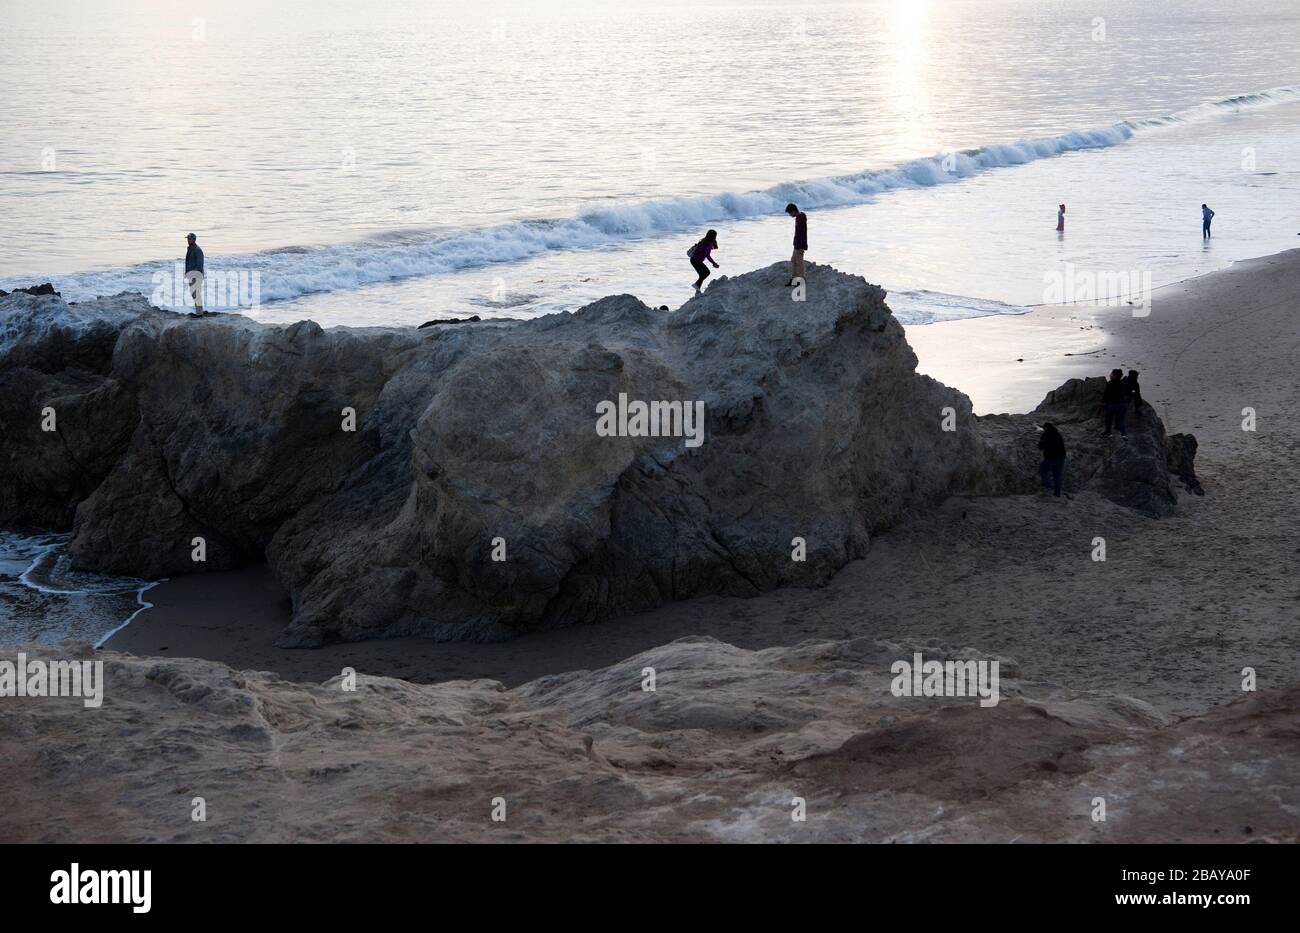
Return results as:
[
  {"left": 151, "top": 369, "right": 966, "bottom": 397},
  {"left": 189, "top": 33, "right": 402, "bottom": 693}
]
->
[{"left": 689, "top": 229, "right": 720, "bottom": 289}]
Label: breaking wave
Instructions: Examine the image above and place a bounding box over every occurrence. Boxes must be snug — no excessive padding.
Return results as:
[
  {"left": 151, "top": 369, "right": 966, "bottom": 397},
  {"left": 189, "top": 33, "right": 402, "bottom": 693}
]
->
[{"left": 9, "top": 85, "right": 1299, "bottom": 308}]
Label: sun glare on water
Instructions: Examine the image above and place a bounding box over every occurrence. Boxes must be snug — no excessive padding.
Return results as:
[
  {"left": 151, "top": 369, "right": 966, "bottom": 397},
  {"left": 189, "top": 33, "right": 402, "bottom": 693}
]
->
[{"left": 884, "top": 0, "right": 937, "bottom": 153}]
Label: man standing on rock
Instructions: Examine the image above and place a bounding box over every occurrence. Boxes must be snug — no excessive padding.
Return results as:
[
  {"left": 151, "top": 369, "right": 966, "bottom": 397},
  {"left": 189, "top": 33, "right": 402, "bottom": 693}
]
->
[
  {"left": 1101, "top": 368, "right": 1128, "bottom": 437},
  {"left": 1123, "top": 369, "right": 1144, "bottom": 419},
  {"left": 184, "top": 232, "right": 205, "bottom": 314},
  {"left": 785, "top": 203, "right": 807, "bottom": 287}
]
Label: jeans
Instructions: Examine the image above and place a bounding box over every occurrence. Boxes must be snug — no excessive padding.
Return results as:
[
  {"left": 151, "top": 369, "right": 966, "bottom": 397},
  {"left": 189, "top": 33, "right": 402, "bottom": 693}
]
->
[
  {"left": 1104, "top": 402, "right": 1127, "bottom": 435},
  {"left": 1203, "top": 221, "right": 1212, "bottom": 238},
  {"left": 691, "top": 258, "right": 710, "bottom": 285},
  {"left": 1039, "top": 457, "right": 1065, "bottom": 497},
  {"left": 790, "top": 248, "right": 806, "bottom": 282}
]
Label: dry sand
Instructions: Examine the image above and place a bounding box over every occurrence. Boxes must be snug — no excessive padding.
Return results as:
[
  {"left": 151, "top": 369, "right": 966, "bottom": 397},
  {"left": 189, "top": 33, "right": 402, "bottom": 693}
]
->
[{"left": 107, "top": 249, "right": 1300, "bottom": 718}]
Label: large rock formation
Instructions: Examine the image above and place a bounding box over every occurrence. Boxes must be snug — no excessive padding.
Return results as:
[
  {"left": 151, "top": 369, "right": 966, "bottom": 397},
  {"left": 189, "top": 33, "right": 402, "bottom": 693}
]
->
[
  {"left": 0, "top": 264, "right": 1193, "bottom": 644},
  {"left": 0, "top": 294, "right": 141, "bottom": 526},
  {"left": 0, "top": 639, "right": 1291, "bottom": 843}
]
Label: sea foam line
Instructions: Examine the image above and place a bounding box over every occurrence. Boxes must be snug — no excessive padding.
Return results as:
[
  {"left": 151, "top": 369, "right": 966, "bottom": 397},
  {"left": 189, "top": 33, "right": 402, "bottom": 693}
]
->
[
  {"left": 17, "top": 537, "right": 144, "bottom": 596},
  {"left": 3, "top": 531, "right": 164, "bottom": 647},
  {"left": 93, "top": 578, "right": 167, "bottom": 649},
  {"left": 9, "top": 85, "right": 1300, "bottom": 306}
]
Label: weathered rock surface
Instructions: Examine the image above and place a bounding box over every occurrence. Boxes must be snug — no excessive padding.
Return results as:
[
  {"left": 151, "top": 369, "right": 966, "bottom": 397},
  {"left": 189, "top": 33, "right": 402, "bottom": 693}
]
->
[
  {"left": 0, "top": 292, "right": 146, "bottom": 526},
  {"left": 1167, "top": 432, "right": 1205, "bottom": 495},
  {"left": 0, "top": 265, "right": 1195, "bottom": 643},
  {"left": 0, "top": 639, "right": 1291, "bottom": 843},
  {"left": 968, "top": 378, "right": 1181, "bottom": 516},
  {"left": 0, "top": 283, "right": 59, "bottom": 298},
  {"left": 418, "top": 315, "right": 481, "bottom": 328}
]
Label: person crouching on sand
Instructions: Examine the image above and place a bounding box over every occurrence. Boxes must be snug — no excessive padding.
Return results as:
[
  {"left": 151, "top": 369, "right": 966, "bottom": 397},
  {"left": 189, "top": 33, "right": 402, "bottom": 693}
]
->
[
  {"left": 785, "top": 203, "right": 808, "bottom": 286},
  {"left": 1101, "top": 368, "right": 1128, "bottom": 437},
  {"left": 184, "top": 232, "right": 205, "bottom": 314},
  {"left": 689, "top": 230, "right": 720, "bottom": 289},
  {"left": 1056, "top": 203, "right": 1065, "bottom": 232},
  {"left": 1037, "top": 422, "right": 1066, "bottom": 498}
]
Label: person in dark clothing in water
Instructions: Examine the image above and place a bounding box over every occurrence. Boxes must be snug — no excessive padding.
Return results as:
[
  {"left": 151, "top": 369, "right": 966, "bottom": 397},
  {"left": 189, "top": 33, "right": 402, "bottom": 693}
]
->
[
  {"left": 1102, "top": 368, "right": 1128, "bottom": 436},
  {"left": 1123, "top": 369, "right": 1143, "bottom": 418},
  {"left": 785, "top": 203, "right": 808, "bottom": 286},
  {"left": 1037, "top": 422, "right": 1066, "bottom": 497},
  {"left": 1202, "top": 203, "right": 1215, "bottom": 239},
  {"left": 689, "top": 230, "right": 720, "bottom": 289}
]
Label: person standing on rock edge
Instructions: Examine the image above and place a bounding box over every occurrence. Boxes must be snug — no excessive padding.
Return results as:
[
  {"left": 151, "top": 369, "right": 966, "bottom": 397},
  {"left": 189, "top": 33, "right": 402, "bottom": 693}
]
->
[
  {"left": 1037, "top": 422, "right": 1066, "bottom": 498},
  {"left": 785, "top": 203, "right": 808, "bottom": 286},
  {"left": 184, "top": 233, "right": 205, "bottom": 315},
  {"left": 1101, "top": 368, "right": 1128, "bottom": 437},
  {"left": 689, "top": 230, "right": 720, "bottom": 290},
  {"left": 1056, "top": 203, "right": 1065, "bottom": 232},
  {"left": 1202, "top": 203, "right": 1215, "bottom": 239},
  {"left": 1123, "top": 369, "right": 1143, "bottom": 418}
]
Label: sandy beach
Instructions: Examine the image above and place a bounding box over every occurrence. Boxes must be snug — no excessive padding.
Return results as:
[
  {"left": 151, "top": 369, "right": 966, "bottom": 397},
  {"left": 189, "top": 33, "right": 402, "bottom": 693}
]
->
[
  {"left": 106, "top": 248, "right": 1300, "bottom": 719},
  {"left": 12, "top": 0, "right": 1300, "bottom": 878},
  {"left": 9, "top": 247, "right": 1298, "bottom": 847}
]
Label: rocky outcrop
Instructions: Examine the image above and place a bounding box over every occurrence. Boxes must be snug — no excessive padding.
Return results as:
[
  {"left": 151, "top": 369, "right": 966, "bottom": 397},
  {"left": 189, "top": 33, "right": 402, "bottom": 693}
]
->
[
  {"left": 0, "top": 292, "right": 146, "bottom": 526},
  {"left": 0, "top": 283, "right": 58, "bottom": 298},
  {"left": 0, "top": 639, "right": 1292, "bottom": 843},
  {"left": 419, "top": 315, "right": 481, "bottom": 328},
  {"left": 1167, "top": 432, "right": 1204, "bottom": 495},
  {"left": 966, "top": 378, "right": 1180, "bottom": 516},
  {"left": 0, "top": 265, "right": 1195, "bottom": 643}
]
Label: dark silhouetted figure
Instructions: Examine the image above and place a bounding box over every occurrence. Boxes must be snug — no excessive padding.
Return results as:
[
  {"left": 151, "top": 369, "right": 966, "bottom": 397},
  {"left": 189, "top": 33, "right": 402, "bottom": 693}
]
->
[
  {"left": 1038, "top": 422, "right": 1066, "bottom": 497},
  {"left": 1202, "top": 203, "right": 1215, "bottom": 239},
  {"left": 184, "top": 232, "right": 205, "bottom": 314},
  {"left": 689, "top": 230, "right": 720, "bottom": 289},
  {"left": 1102, "top": 368, "right": 1128, "bottom": 436},
  {"left": 785, "top": 203, "right": 807, "bottom": 286},
  {"left": 1123, "top": 369, "right": 1143, "bottom": 418}
]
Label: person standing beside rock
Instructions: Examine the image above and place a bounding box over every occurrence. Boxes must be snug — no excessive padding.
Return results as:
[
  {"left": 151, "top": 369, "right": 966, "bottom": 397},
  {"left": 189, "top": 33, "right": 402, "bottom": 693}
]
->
[
  {"left": 1101, "top": 368, "right": 1128, "bottom": 437},
  {"left": 1037, "top": 422, "right": 1066, "bottom": 498},
  {"left": 185, "top": 232, "right": 205, "bottom": 314},
  {"left": 785, "top": 203, "right": 808, "bottom": 286}
]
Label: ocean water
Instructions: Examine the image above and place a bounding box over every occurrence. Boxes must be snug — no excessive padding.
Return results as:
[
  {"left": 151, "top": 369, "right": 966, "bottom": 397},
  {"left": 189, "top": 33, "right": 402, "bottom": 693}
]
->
[
  {"left": 2, "top": 0, "right": 1299, "bottom": 326},
  {"left": 0, "top": 532, "right": 160, "bottom": 646},
  {"left": 2, "top": 0, "right": 1300, "bottom": 639}
]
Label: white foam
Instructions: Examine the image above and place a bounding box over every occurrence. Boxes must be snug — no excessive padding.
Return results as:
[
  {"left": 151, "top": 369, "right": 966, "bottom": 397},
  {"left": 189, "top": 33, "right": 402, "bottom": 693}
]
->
[
  {"left": 13, "top": 533, "right": 151, "bottom": 596},
  {"left": 0, "top": 531, "right": 163, "bottom": 646},
  {"left": 889, "top": 289, "right": 1033, "bottom": 325},
  {"left": 8, "top": 85, "right": 1299, "bottom": 309},
  {"left": 93, "top": 578, "right": 167, "bottom": 649}
]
